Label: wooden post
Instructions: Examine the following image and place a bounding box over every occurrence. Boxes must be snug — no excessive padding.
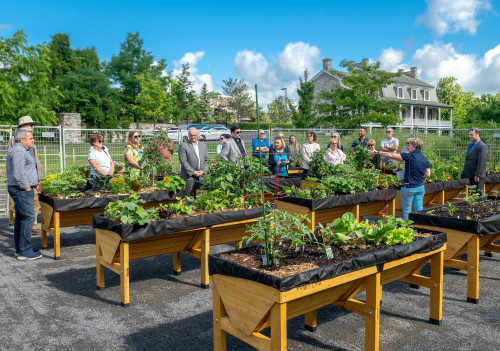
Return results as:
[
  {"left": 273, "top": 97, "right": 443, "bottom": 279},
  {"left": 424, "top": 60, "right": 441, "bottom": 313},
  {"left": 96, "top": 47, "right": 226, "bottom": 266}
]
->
[
  {"left": 438, "top": 190, "right": 445, "bottom": 205},
  {"left": 201, "top": 227, "right": 210, "bottom": 288},
  {"left": 173, "top": 252, "right": 182, "bottom": 275},
  {"left": 270, "top": 302, "right": 287, "bottom": 351},
  {"left": 429, "top": 251, "right": 444, "bottom": 324},
  {"left": 309, "top": 211, "right": 316, "bottom": 231},
  {"left": 53, "top": 212, "right": 61, "bottom": 260},
  {"left": 304, "top": 310, "right": 317, "bottom": 332},
  {"left": 467, "top": 236, "right": 480, "bottom": 303},
  {"left": 212, "top": 281, "right": 227, "bottom": 351},
  {"left": 120, "top": 242, "right": 130, "bottom": 307},
  {"left": 96, "top": 230, "right": 105, "bottom": 290},
  {"left": 365, "top": 272, "right": 381, "bottom": 351}
]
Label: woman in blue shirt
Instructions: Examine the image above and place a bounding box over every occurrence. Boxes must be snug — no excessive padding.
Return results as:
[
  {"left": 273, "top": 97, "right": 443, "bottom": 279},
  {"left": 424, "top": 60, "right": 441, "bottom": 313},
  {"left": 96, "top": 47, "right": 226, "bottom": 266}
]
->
[
  {"left": 371, "top": 138, "right": 430, "bottom": 219},
  {"left": 268, "top": 137, "right": 289, "bottom": 177}
]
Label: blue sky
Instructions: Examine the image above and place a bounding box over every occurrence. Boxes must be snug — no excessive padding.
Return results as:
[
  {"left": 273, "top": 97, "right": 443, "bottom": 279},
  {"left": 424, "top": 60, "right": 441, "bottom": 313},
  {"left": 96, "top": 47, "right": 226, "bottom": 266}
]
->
[{"left": 1, "top": 0, "right": 499, "bottom": 106}]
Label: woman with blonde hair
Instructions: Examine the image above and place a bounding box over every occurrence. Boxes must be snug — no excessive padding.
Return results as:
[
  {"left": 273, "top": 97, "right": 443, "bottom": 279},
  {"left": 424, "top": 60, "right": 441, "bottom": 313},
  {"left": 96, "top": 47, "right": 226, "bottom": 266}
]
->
[
  {"left": 301, "top": 131, "right": 320, "bottom": 175},
  {"left": 288, "top": 135, "right": 300, "bottom": 155},
  {"left": 326, "top": 137, "right": 346, "bottom": 165},
  {"left": 268, "top": 137, "right": 289, "bottom": 176},
  {"left": 124, "top": 130, "right": 144, "bottom": 173}
]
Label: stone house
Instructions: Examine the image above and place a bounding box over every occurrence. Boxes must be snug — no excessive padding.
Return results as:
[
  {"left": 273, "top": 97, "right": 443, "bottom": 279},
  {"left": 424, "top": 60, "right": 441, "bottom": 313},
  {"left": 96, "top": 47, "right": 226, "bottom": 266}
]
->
[{"left": 311, "top": 58, "right": 454, "bottom": 130}]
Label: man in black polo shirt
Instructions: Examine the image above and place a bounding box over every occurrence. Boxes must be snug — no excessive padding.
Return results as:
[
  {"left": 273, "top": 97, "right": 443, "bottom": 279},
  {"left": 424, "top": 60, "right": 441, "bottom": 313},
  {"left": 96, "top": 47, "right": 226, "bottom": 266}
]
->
[{"left": 351, "top": 127, "right": 368, "bottom": 154}]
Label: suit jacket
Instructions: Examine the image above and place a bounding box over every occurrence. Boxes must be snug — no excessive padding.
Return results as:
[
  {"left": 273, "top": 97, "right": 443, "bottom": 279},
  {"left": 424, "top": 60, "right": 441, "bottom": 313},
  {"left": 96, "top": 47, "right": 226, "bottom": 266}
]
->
[
  {"left": 8, "top": 134, "right": 43, "bottom": 180},
  {"left": 220, "top": 137, "right": 247, "bottom": 163},
  {"left": 461, "top": 140, "right": 488, "bottom": 179},
  {"left": 178, "top": 140, "right": 209, "bottom": 181}
]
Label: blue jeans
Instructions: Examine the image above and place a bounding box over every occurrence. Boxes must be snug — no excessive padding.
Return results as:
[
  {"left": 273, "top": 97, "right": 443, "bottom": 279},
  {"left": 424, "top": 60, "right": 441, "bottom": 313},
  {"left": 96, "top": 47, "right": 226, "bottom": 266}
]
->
[
  {"left": 8, "top": 186, "right": 35, "bottom": 255},
  {"left": 401, "top": 185, "right": 425, "bottom": 219}
]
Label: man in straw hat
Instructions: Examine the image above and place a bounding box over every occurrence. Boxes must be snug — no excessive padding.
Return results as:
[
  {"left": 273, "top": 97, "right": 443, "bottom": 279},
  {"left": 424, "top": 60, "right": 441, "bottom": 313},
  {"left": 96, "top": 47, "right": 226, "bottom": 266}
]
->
[{"left": 8, "top": 116, "right": 43, "bottom": 234}]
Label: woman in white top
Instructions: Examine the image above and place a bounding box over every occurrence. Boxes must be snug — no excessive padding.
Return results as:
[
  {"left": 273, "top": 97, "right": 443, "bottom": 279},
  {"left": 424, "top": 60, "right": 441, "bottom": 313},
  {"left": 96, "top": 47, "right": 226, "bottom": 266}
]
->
[
  {"left": 326, "top": 137, "right": 346, "bottom": 165},
  {"left": 301, "top": 131, "right": 320, "bottom": 174},
  {"left": 88, "top": 133, "right": 114, "bottom": 177}
]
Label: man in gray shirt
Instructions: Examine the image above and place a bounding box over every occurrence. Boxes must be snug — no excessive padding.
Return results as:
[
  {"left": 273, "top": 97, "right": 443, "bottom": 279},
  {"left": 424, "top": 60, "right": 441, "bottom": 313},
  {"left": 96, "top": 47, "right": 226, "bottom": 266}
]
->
[
  {"left": 7, "top": 128, "right": 42, "bottom": 260},
  {"left": 380, "top": 127, "right": 399, "bottom": 165}
]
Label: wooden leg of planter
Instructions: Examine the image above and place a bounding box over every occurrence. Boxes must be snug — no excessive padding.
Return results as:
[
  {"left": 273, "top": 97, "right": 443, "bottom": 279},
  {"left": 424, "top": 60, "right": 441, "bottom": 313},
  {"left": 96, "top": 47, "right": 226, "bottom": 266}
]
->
[
  {"left": 365, "top": 273, "right": 381, "bottom": 351},
  {"left": 41, "top": 228, "right": 48, "bottom": 248},
  {"left": 95, "top": 230, "right": 105, "bottom": 290},
  {"left": 309, "top": 211, "right": 316, "bottom": 231},
  {"left": 212, "top": 281, "right": 227, "bottom": 351},
  {"left": 173, "top": 252, "right": 182, "bottom": 275},
  {"left": 9, "top": 210, "right": 14, "bottom": 226},
  {"left": 438, "top": 190, "right": 445, "bottom": 205},
  {"left": 53, "top": 212, "right": 61, "bottom": 260},
  {"left": 467, "top": 236, "right": 480, "bottom": 304},
  {"left": 388, "top": 199, "right": 395, "bottom": 216},
  {"left": 304, "top": 310, "right": 317, "bottom": 332},
  {"left": 120, "top": 242, "right": 130, "bottom": 307},
  {"left": 354, "top": 204, "right": 360, "bottom": 222},
  {"left": 201, "top": 227, "right": 210, "bottom": 289},
  {"left": 270, "top": 302, "right": 287, "bottom": 351},
  {"left": 429, "top": 251, "right": 444, "bottom": 324}
]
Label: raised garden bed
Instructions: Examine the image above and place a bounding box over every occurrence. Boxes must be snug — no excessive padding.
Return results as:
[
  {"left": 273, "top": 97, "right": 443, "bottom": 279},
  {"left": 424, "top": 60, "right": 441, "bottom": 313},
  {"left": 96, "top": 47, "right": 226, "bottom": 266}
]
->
[
  {"left": 39, "top": 189, "right": 187, "bottom": 259},
  {"left": 209, "top": 227, "right": 447, "bottom": 351},
  {"left": 277, "top": 189, "right": 397, "bottom": 229},
  {"left": 92, "top": 207, "right": 263, "bottom": 306},
  {"left": 409, "top": 196, "right": 500, "bottom": 303},
  {"left": 395, "top": 178, "right": 469, "bottom": 211},
  {"left": 484, "top": 173, "right": 500, "bottom": 195}
]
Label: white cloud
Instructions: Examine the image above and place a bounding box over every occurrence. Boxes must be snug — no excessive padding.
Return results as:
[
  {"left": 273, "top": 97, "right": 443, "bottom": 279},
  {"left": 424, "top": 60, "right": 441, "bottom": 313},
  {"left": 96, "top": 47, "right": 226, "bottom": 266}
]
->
[
  {"left": 233, "top": 50, "right": 276, "bottom": 89},
  {"left": 378, "top": 48, "right": 406, "bottom": 71},
  {"left": 277, "top": 42, "right": 321, "bottom": 78},
  {"left": 171, "top": 51, "right": 213, "bottom": 92},
  {"left": 416, "top": 0, "right": 492, "bottom": 35}
]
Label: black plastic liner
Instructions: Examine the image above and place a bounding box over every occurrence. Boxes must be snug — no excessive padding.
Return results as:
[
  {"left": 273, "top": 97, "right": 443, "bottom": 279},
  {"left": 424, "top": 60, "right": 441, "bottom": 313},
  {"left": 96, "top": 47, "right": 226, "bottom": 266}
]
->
[
  {"left": 410, "top": 196, "right": 500, "bottom": 236},
  {"left": 39, "top": 188, "right": 190, "bottom": 212},
  {"left": 93, "top": 207, "right": 263, "bottom": 241},
  {"left": 485, "top": 173, "right": 500, "bottom": 184},
  {"left": 261, "top": 175, "right": 302, "bottom": 193},
  {"left": 423, "top": 178, "right": 469, "bottom": 193},
  {"left": 278, "top": 189, "right": 397, "bottom": 211},
  {"left": 209, "top": 227, "right": 446, "bottom": 292}
]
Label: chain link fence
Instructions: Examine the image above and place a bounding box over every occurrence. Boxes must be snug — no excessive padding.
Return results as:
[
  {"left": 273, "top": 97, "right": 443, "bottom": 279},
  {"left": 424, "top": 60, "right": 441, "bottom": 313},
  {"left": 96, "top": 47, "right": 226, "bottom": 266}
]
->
[{"left": 1, "top": 125, "right": 499, "bottom": 215}]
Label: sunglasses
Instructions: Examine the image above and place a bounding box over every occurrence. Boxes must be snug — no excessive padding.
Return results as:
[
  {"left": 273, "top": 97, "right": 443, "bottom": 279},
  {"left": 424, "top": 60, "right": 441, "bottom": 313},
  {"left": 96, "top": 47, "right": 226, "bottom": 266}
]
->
[
  {"left": 98, "top": 140, "right": 103, "bottom": 143},
  {"left": 220, "top": 138, "right": 224, "bottom": 140},
  {"left": 134, "top": 135, "right": 141, "bottom": 139},
  {"left": 235, "top": 131, "right": 241, "bottom": 134}
]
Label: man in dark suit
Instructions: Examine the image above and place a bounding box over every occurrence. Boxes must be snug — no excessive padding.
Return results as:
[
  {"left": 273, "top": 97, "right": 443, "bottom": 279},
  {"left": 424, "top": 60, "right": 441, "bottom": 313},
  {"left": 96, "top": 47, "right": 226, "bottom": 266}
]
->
[
  {"left": 461, "top": 128, "right": 488, "bottom": 194},
  {"left": 178, "top": 127, "right": 210, "bottom": 182}
]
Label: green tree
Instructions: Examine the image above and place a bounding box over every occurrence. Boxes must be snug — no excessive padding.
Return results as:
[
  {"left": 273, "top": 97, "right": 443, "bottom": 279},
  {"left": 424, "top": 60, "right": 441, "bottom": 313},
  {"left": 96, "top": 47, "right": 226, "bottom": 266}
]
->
[
  {"left": 267, "top": 96, "right": 289, "bottom": 126},
  {"left": 222, "top": 77, "right": 254, "bottom": 123},
  {"left": 315, "top": 60, "right": 402, "bottom": 129},
  {"left": 290, "top": 69, "right": 315, "bottom": 128},
  {"left": 198, "top": 83, "right": 213, "bottom": 123},
  {"left": 105, "top": 32, "right": 167, "bottom": 122},
  {"left": 134, "top": 73, "right": 176, "bottom": 126},
  {"left": 464, "top": 92, "right": 500, "bottom": 127},
  {"left": 170, "top": 63, "right": 200, "bottom": 123},
  {"left": 0, "top": 30, "right": 59, "bottom": 125},
  {"left": 436, "top": 76, "right": 478, "bottom": 127}
]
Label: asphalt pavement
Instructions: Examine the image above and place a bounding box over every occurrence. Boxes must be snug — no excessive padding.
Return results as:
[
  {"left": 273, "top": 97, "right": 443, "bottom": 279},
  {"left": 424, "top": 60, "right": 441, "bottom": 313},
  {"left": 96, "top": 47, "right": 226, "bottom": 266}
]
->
[{"left": 0, "top": 215, "right": 499, "bottom": 351}]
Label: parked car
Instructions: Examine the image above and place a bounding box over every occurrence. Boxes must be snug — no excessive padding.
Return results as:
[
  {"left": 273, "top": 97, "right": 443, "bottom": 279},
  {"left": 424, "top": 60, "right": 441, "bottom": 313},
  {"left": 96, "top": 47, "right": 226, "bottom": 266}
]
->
[{"left": 199, "top": 126, "right": 230, "bottom": 141}]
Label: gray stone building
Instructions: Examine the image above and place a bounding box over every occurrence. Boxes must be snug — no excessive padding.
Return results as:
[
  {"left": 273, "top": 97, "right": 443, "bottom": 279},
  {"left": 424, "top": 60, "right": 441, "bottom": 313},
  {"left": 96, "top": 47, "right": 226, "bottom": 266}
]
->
[{"left": 311, "top": 58, "right": 454, "bottom": 129}]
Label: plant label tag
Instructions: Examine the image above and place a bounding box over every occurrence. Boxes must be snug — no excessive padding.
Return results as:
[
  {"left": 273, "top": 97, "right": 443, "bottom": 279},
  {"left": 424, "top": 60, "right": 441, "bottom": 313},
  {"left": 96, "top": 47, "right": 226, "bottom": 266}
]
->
[
  {"left": 295, "top": 247, "right": 300, "bottom": 252},
  {"left": 262, "top": 255, "right": 269, "bottom": 266},
  {"left": 325, "top": 245, "right": 334, "bottom": 259}
]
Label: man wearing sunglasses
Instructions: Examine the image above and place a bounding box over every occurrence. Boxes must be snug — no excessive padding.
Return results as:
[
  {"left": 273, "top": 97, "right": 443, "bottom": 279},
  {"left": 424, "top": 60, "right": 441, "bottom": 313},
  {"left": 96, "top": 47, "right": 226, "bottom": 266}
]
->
[
  {"left": 221, "top": 125, "right": 247, "bottom": 164},
  {"left": 7, "top": 116, "right": 43, "bottom": 235}
]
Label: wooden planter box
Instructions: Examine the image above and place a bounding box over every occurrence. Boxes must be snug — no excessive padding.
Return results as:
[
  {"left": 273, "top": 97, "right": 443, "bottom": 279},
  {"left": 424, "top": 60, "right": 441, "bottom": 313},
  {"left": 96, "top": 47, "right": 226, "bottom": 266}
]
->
[
  {"left": 92, "top": 208, "right": 263, "bottom": 306},
  {"left": 410, "top": 197, "right": 500, "bottom": 303},
  {"left": 287, "top": 167, "right": 303, "bottom": 175},
  {"left": 209, "top": 228, "right": 447, "bottom": 351},
  {"left": 39, "top": 190, "right": 185, "bottom": 259},
  {"left": 484, "top": 173, "right": 500, "bottom": 195},
  {"left": 276, "top": 189, "right": 396, "bottom": 230},
  {"left": 395, "top": 179, "right": 469, "bottom": 211}
]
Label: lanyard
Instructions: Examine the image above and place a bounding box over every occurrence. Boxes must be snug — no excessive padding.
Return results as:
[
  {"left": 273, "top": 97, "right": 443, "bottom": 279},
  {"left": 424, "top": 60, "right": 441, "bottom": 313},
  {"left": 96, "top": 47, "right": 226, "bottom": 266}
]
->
[{"left": 468, "top": 141, "right": 478, "bottom": 156}]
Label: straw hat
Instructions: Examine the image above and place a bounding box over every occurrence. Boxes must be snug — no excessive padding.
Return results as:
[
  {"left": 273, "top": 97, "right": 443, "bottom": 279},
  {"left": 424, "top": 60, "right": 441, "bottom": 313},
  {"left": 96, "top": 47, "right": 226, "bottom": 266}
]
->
[{"left": 18, "top": 116, "right": 35, "bottom": 127}]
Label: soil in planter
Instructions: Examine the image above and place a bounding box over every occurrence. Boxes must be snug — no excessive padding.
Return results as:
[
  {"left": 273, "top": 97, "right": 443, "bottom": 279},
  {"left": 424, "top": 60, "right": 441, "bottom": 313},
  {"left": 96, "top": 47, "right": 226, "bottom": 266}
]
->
[
  {"left": 220, "top": 233, "right": 432, "bottom": 278},
  {"left": 48, "top": 186, "right": 161, "bottom": 199},
  {"left": 425, "top": 199, "right": 500, "bottom": 220}
]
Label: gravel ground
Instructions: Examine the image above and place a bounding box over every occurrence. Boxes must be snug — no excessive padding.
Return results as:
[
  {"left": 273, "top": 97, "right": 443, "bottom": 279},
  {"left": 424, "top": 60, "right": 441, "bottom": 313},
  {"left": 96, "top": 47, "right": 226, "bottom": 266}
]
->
[{"left": 0, "top": 215, "right": 499, "bottom": 351}]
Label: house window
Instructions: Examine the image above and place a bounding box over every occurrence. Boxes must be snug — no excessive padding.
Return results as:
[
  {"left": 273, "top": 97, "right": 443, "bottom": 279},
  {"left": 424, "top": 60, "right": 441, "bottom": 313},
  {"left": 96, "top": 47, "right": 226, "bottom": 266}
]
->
[
  {"left": 420, "top": 108, "right": 425, "bottom": 119},
  {"left": 397, "top": 87, "right": 403, "bottom": 98},
  {"left": 428, "top": 109, "right": 434, "bottom": 120},
  {"left": 411, "top": 89, "right": 417, "bottom": 100},
  {"left": 424, "top": 90, "right": 430, "bottom": 101}
]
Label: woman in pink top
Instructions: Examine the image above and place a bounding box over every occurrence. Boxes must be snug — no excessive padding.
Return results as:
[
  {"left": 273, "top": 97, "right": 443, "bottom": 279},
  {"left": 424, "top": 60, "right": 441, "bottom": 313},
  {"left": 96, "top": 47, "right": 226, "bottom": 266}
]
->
[{"left": 326, "top": 137, "right": 346, "bottom": 165}]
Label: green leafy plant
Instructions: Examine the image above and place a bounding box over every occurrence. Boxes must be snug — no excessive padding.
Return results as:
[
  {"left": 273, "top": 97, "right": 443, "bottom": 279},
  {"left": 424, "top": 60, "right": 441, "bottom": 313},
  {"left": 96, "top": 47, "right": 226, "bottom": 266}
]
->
[
  {"left": 443, "top": 202, "right": 458, "bottom": 216},
  {"left": 160, "top": 199, "right": 195, "bottom": 215},
  {"left": 309, "top": 149, "right": 335, "bottom": 177},
  {"left": 88, "top": 175, "right": 113, "bottom": 191},
  {"left": 122, "top": 170, "right": 146, "bottom": 192},
  {"left": 289, "top": 152, "right": 304, "bottom": 167},
  {"left": 240, "top": 209, "right": 315, "bottom": 266},
  {"left": 41, "top": 172, "right": 87, "bottom": 198},
  {"left": 464, "top": 185, "right": 480, "bottom": 207},
  {"left": 104, "top": 192, "right": 153, "bottom": 225},
  {"left": 108, "top": 176, "right": 131, "bottom": 194},
  {"left": 156, "top": 175, "right": 186, "bottom": 193},
  {"left": 141, "top": 129, "right": 174, "bottom": 179},
  {"left": 351, "top": 144, "right": 373, "bottom": 170}
]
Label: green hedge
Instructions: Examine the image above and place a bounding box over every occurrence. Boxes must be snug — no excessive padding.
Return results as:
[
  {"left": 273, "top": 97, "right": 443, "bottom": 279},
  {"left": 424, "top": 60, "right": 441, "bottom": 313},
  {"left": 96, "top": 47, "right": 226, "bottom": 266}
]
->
[{"left": 236, "top": 122, "right": 296, "bottom": 130}]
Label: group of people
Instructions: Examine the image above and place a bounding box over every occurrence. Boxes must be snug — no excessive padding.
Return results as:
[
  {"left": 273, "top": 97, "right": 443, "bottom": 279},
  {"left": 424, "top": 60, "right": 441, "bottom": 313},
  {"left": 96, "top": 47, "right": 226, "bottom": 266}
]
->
[{"left": 5, "top": 115, "right": 489, "bottom": 260}]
